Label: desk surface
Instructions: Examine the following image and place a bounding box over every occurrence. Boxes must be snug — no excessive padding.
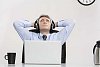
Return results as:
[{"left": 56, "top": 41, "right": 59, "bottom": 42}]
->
[{"left": 0, "top": 63, "right": 100, "bottom": 67}]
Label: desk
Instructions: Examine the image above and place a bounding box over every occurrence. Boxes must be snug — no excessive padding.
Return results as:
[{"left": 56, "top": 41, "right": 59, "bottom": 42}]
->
[{"left": 0, "top": 64, "right": 100, "bottom": 67}]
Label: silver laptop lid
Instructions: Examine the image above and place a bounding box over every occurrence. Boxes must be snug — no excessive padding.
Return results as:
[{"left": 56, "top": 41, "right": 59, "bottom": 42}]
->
[{"left": 24, "top": 40, "right": 62, "bottom": 64}]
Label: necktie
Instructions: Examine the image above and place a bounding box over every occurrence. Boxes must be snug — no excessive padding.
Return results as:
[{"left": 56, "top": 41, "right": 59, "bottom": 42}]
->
[{"left": 42, "top": 35, "right": 47, "bottom": 40}]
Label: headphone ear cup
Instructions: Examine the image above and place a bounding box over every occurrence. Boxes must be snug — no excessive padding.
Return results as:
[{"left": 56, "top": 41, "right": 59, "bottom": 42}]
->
[
  {"left": 51, "top": 20, "right": 55, "bottom": 29},
  {"left": 34, "top": 20, "right": 37, "bottom": 28},
  {"left": 34, "top": 20, "right": 38, "bottom": 29}
]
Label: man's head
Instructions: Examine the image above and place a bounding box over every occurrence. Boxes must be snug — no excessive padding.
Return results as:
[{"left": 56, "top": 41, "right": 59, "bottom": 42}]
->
[
  {"left": 38, "top": 15, "right": 51, "bottom": 31},
  {"left": 34, "top": 15, "right": 55, "bottom": 33}
]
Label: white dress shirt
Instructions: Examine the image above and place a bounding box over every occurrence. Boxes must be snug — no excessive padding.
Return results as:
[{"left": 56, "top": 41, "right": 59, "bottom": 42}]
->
[{"left": 13, "top": 19, "right": 75, "bottom": 45}]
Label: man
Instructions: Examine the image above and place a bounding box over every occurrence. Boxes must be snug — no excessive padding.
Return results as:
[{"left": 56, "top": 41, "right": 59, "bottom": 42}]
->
[
  {"left": 13, "top": 15, "right": 75, "bottom": 63},
  {"left": 13, "top": 15, "right": 75, "bottom": 44}
]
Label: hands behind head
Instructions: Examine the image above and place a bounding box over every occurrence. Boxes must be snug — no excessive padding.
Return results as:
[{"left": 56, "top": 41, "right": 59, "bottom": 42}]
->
[
  {"left": 55, "top": 22, "right": 58, "bottom": 27},
  {"left": 32, "top": 22, "right": 34, "bottom": 27}
]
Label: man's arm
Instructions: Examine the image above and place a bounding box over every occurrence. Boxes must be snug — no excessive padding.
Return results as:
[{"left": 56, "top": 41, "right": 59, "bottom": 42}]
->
[
  {"left": 13, "top": 20, "right": 34, "bottom": 40},
  {"left": 55, "top": 20, "right": 75, "bottom": 45}
]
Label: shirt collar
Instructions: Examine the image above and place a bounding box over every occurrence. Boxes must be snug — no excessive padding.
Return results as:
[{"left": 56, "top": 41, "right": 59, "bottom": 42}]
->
[{"left": 38, "top": 33, "right": 50, "bottom": 40}]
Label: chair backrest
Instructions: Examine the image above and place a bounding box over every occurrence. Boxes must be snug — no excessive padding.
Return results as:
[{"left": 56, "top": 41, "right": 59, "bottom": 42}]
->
[{"left": 29, "top": 29, "right": 59, "bottom": 33}]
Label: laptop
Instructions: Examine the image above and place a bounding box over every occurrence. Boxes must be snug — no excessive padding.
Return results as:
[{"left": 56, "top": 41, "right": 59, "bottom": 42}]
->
[{"left": 24, "top": 40, "right": 62, "bottom": 65}]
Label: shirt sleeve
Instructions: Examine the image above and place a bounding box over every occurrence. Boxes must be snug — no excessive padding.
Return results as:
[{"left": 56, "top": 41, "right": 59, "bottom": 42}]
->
[
  {"left": 13, "top": 19, "right": 33, "bottom": 40},
  {"left": 56, "top": 19, "right": 75, "bottom": 45}
]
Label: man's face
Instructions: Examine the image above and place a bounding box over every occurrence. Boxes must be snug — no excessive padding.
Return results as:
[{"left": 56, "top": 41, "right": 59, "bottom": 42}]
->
[{"left": 39, "top": 17, "right": 51, "bottom": 31}]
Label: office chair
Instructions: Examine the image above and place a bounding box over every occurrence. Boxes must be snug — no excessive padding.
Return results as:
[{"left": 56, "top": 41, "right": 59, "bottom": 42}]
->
[{"left": 22, "top": 29, "right": 66, "bottom": 63}]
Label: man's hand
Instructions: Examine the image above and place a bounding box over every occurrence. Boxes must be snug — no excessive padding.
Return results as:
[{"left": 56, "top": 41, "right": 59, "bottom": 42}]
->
[
  {"left": 55, "top": 22, "right": 58, "bottom": 27},
  {"left": 32, "top": 22, "right": 34, "bottom": 27}
]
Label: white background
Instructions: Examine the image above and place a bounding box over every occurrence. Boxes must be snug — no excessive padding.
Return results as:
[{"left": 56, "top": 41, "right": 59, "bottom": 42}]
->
[{"left": 0, "top": 0, "right": 100, "bottom": 66}]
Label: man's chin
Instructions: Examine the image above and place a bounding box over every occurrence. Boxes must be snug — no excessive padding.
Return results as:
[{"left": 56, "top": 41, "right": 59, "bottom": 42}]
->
[{"left": 40, "top": 29, "right": 50, "bottom": 31}]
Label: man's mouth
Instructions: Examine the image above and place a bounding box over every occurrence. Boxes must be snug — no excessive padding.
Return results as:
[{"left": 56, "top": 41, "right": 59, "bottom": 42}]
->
[{"left": 43, "top": 25, "right": 48, "bottom": 26}]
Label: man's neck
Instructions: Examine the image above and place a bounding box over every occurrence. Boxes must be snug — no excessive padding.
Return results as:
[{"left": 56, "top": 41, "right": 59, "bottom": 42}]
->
[{"left": 40, "top": 30, "right": 49, "bottom": 35}]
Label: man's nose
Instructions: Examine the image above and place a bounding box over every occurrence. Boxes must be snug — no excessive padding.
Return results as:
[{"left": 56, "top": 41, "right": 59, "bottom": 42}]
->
[{"left": 43, "top": 21, "right": 47, "bottom": 24}]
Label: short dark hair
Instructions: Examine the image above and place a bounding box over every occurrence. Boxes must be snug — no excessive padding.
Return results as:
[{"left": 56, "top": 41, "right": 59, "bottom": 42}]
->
[{"left": 38, "top": 15, "right": 51, "bottom": 20}]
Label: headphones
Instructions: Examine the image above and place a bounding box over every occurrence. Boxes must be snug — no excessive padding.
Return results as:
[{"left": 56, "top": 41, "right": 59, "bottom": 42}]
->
[{"left": 34, "top": 18, "right": 55, "bottom": 31}]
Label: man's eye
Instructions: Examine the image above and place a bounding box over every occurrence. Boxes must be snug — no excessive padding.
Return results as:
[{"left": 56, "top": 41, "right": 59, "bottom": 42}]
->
[
  {"left": 46, "top": 20, "right": 50, "bottom": 22},
  {"left": 40, "top": 19, "right": 44, "bottom": 22}
]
